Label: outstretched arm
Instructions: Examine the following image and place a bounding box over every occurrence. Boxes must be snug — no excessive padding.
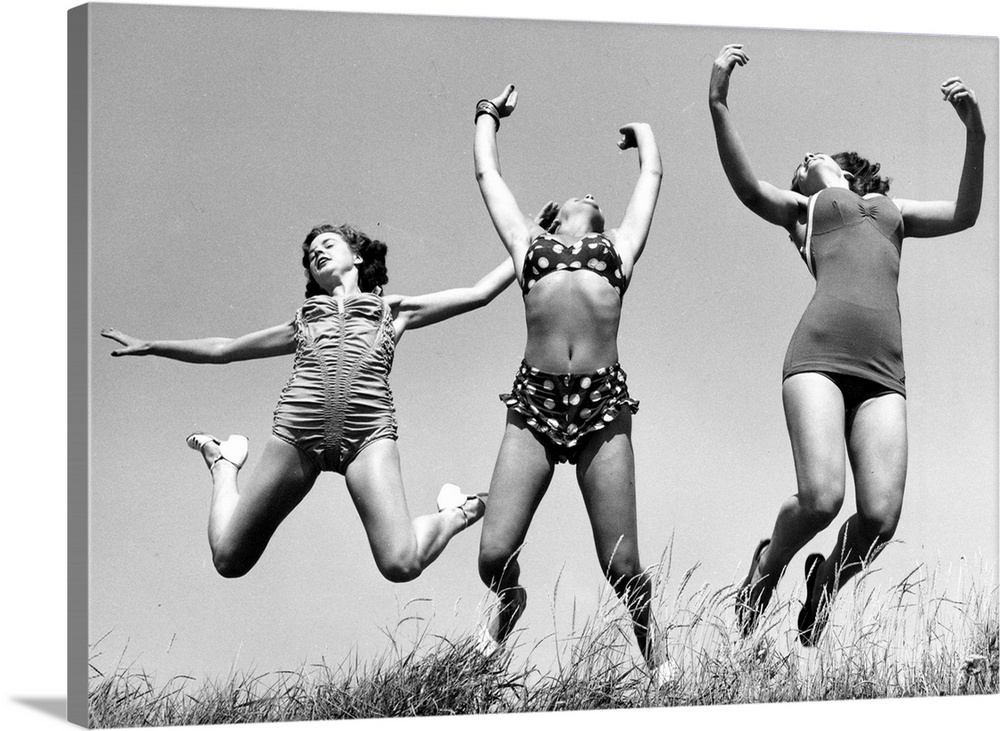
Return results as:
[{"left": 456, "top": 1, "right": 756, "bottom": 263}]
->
[
  {"left": 474, "top": 85, "right": 540, "bottom": 265},
  {"left": 709, "top": 44, "right": 802, "bottom": 230},
  {"left": 388, "top": 258, "right": 516, "bottom": 339},
  {"left": 611, "top": 122, "right": 662, "bottom": 269},
  {"left": 101, "top": 321, "right": 296, "bottom": 363},
  {"left": 895, "top": 78, "right": 985, "bottom": 238}
]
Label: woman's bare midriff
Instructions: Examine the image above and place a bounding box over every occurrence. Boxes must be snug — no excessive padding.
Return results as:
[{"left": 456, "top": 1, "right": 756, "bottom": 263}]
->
[{"left": 521, "top": 272, "right": 622, "bottom": 373}]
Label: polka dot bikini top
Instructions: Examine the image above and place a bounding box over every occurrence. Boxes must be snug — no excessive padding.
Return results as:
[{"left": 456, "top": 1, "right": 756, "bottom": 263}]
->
[{"left": 520, "top": 232, "right": 627, "bottom": 299}]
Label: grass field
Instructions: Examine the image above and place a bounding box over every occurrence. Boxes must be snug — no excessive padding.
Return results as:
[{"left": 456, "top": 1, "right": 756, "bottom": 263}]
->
[{"left": 88, "top": 556, "right": 998, "bottom": 727}]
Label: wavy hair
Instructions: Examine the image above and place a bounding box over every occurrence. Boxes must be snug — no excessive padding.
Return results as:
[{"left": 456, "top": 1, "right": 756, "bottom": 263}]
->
[
  {"left": 832, "top": 151, "right": 891, "bottom": 196},
  {"left": 792, "top": 151, "right": 891, "bottom": 196},
  {"left": 301, "top": 224, "right": 388, "bottom": 298}
]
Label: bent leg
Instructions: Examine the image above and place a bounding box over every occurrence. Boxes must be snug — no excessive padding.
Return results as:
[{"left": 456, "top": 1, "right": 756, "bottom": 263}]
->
[
  {"left": 477, "top": 410, "right": 555, "bottom": 643},
  {"left": 344, "top": 438, "right": 476, "bottom": 583},
  {"left": 812, "top": 393, "right": 907, "bottom": 605},
  {"left": 752, "top": 374, "right": 849, "bottom": 602},
  {"left": 575, "top": 408, "right": 657, "bottom": 664},
  {"left": 203, "top": 435, "right": 319, "bottom": 577}
]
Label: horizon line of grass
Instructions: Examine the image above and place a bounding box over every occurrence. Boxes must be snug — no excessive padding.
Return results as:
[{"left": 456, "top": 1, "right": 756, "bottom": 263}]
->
[{"left": 88, "top": 556, "right": 999, "bottom": 727}]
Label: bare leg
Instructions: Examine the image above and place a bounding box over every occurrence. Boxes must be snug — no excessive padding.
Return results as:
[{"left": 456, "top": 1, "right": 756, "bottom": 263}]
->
[
  {"left": 343, "top": 438, "right": 481, "bottom": 583},
  {"left": 575, "top": 409, "right": 659, "bottom": 666},
  {"left": 198, "top": 435, "right": 319, "bottom": 577},
  {"left": 745, "top": 374, "right": 848, "bottom": 614},
  {"left": 805, "top": 393, "right": 907, "bottom": 631},
  {"left": 477, "top": 410, "right": 556, "bottom": 645}
]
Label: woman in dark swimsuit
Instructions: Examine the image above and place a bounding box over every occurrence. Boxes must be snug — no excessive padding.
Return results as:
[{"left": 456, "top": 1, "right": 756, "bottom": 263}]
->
[
  {"left": 103, "top": 224, "right": 513, "bottom": 583},
  {"left": 709, "top": 44, "right": 985, "bottom": 644},
  {"left": 472, "top": 85, "right": 673, "bottom": 682}
]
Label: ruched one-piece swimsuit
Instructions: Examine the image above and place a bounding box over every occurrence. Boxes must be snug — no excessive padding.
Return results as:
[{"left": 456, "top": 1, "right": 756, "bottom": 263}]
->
[
  {"left": 783, "top": 187, "right": 906, "bottom": 397},
  {"left": 502, "top": 232, "right": 638, "bottom": 463},
  {"left": 272, "top": 292, "right": 397, "bottom": 474}
]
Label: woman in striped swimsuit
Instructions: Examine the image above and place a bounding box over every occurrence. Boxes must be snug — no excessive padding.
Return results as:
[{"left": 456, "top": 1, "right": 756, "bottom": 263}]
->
[{"left": 102, "top": 224, "right": 513, "bottom": 583}]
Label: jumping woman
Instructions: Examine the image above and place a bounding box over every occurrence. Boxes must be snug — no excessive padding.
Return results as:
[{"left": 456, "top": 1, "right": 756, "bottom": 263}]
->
[
  {"left": 103, "top": 224, "right": 514, "bottom": 583},
  {"left": 472, "top": 85, "right": 672, "bottom": 681},
  {"left": 709, "top": 44, "right": 984, "bottom": 644}
]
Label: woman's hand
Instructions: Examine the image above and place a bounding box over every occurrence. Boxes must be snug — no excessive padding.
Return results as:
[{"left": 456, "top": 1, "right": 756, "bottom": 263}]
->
[
  {"left": 489, "top": 84, "right": 518, "bottom": 119},
  {"left": 101, "top": 323, "right": 296, "bottom": 363},
  {"left": 475, "top": 83, "right": 530, "bottom": 256},
  {"left": 895, "top": 76, "right": 985, "bottom": 237},
  {"left": 534, "top": 201, "right": 560, "bottom": 231},
  {"left": 941, "top": 77, "right": 984, "bottom": 134},
  {"left": 710, "top": 43, "right": 749, "bottom": 105},
  {"left": 708, "top": 42, "right": 802, "bottom": 230},
  {"left": 101, "top": 327, "right": 147, "bottom": 356},
  {"left": 617, "top": 123, "right": 651, "bottom": 151}
]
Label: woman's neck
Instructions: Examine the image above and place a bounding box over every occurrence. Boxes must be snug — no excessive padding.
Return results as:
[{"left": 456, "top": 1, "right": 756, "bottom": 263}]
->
[
  {"left": 813, "top": 169, "right": 852, "bottom": 194},
  {"left": 322, "top": 278, "right": 364, "bottom": 297},
  {"left": 319, "top": 268, "right": 364, "bottom": 297},
  {"left": 557, "top": 217, "right": 598, "bottom": 239}
]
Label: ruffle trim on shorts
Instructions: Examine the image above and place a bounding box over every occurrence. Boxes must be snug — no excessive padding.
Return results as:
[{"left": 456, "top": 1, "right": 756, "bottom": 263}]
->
[{"left": 498, "top": 360, "right": 639, "bottom": 452}]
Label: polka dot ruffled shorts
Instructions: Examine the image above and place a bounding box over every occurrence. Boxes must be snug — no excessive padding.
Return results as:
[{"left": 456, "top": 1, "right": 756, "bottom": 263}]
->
[{"left": 500, "top": 360, "right": 639, "bottom": 463}]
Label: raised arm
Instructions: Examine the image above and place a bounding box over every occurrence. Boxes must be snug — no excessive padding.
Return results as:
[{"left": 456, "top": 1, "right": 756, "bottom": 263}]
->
[
  {"left": 709, "top": 44, "right": 802, "bottom": 230},
  {"left": 101, "top": 321, "right": 296, "bottom": 363},
  {"left": 894, "top": 77, "right": 986, "bottom": 238},
  {"left": 610, "top": 122, "right": 662, "bottom": 269},
  {"left": 474, "top": 85, "right": 540, "bottom": 265},
  {"left": 387, "top": 258, "right": 516, "bottom": 339}
]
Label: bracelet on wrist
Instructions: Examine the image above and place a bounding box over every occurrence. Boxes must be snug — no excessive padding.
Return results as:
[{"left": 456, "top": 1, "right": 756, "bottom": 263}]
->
[{"left": 475, "top": 99, "right": 501, "bottom": 129}]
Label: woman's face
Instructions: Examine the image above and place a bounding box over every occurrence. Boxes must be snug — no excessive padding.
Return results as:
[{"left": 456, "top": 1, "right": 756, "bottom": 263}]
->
[
  {"left": 792, "top": 153, "right": 848, "bottom": 195},
  {"left": 307, "top": 233, "right": 361, "bottom": 291}
]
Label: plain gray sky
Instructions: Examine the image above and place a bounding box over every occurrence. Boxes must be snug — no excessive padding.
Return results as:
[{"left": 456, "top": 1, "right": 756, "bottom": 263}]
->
[
  {"left": 4, "top": 3, "right": 998, "bottom": 731},
  {"left": 84, "top": 2, "right": 998, "bottom": 685}
]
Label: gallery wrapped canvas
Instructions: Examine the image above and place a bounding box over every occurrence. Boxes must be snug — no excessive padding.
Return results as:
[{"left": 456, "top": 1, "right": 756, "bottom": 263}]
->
[{"left": 68, "top": 2, "right": 998, "bottom": 727}]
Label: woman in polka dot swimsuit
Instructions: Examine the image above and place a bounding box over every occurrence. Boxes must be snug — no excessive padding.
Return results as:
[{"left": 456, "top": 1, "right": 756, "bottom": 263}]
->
[{"left": 473, "top": 84, "right": 673, "bottom": 682}]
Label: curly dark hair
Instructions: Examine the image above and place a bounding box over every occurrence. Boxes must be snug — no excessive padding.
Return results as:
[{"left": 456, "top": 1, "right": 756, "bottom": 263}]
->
[
  {"left": 301, "top": 224, "right": 388, "bottom": 298},
  {"left": 832, "top": 151, "right": 891, "bottom": 196},
  {"left": 791, "top": 151, "right": 891, "bottom": 196}
]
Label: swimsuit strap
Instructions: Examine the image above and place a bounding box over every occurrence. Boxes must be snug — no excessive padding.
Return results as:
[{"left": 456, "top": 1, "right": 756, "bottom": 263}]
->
[
  {"left": 801, "top": 190, "right": 888, "bottom": 277},
  {"left": 802, "top": 192, "right": 819, "bottom": 278}
]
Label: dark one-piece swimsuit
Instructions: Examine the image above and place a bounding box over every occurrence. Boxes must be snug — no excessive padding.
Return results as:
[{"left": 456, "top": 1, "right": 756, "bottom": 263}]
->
[{"left": 783, "top": 187, "right": 906, "bottom": 411}]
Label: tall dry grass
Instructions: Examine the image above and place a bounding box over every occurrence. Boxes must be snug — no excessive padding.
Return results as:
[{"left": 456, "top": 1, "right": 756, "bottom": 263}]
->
[{"left": 88, "top": 555, "right": 998, "bottom": 727}]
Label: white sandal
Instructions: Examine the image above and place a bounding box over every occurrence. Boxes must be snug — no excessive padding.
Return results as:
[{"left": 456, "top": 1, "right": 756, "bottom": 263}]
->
[
  {"left": 475, "top": 622, "right": 502, "bottom": 658},
  {"left": 645, "top": 620, "right": 681, "bottom": 689},
  {"left": 649, "top": 657, "right": 680, "bottom": 690},
  {"left": 186, "top": 433, "right": 249, "bottom": 469},
  {"left": 475, "top": 585, "right": 527, "bottom": 657},
  {"left": 435, "top": 483, "right": 487, "bottom": 528}
]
